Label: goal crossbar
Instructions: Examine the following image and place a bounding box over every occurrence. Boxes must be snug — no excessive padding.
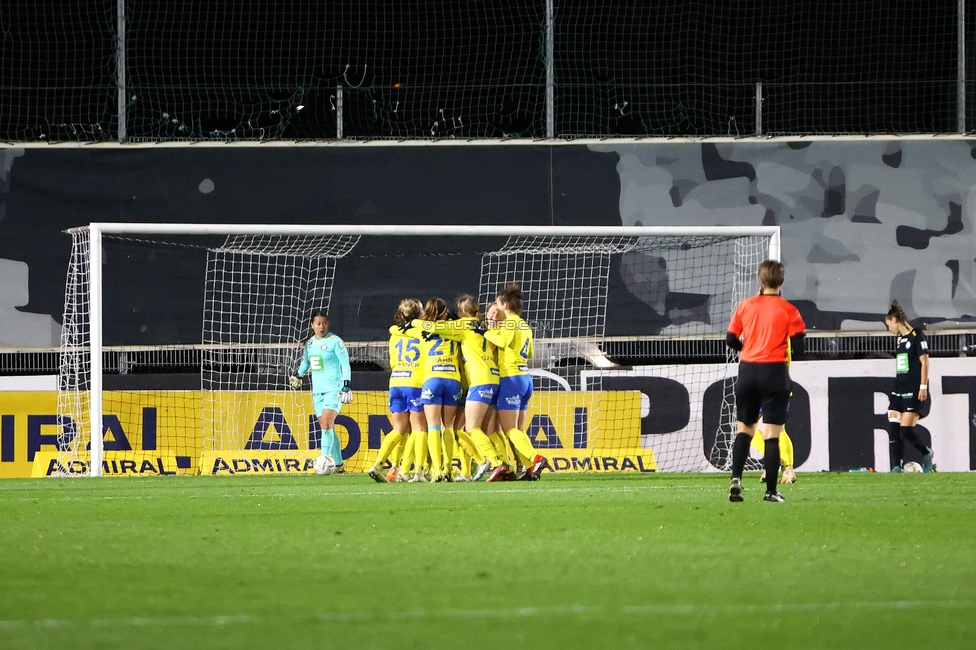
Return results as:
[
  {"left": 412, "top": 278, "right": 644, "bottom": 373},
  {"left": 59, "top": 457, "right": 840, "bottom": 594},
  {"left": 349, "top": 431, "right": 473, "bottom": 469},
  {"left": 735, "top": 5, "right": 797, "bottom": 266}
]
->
[{"left": 88, "top": 223, "right": 780, "bottom": 242}]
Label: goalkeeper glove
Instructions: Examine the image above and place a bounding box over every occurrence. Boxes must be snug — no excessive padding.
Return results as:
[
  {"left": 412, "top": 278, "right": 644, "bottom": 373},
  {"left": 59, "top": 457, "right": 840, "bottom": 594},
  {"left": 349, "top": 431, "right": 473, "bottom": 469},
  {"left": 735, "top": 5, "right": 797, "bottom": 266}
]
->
[
  {"left": 340, "top": 380, "right": 354, "bottom": 404},
  {"left": 288, "top": 375, "right": 302, "bottom": 390}
]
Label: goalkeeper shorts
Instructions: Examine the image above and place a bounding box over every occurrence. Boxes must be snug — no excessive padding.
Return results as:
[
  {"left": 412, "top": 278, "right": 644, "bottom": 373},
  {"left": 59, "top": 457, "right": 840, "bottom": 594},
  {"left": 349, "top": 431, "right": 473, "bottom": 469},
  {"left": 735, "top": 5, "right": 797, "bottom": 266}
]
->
[{"left": 312, "top": 391, "right": 343, "bottom": 417}]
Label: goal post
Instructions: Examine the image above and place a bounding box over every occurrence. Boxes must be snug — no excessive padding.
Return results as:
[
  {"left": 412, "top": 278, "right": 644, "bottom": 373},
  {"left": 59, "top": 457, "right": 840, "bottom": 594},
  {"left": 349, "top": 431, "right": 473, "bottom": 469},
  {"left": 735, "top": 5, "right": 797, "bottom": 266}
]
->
[{"left": 60, "top": 223, "right": 779, "bottom": 477}]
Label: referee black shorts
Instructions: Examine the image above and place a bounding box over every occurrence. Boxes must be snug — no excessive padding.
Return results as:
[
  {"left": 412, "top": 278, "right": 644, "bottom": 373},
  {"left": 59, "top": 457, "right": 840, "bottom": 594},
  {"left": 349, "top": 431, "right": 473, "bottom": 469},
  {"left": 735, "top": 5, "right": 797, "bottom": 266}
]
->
[{"left": 735, "top": 361, "right": 791, "bottom": 426}]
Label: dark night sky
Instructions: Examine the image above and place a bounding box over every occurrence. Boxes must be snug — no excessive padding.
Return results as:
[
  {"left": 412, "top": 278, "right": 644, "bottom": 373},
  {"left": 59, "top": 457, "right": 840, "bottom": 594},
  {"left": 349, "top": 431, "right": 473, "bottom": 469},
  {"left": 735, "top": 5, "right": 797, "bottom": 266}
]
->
[{"left": 0, "top": 0, "right": 966, "bottom": 141}]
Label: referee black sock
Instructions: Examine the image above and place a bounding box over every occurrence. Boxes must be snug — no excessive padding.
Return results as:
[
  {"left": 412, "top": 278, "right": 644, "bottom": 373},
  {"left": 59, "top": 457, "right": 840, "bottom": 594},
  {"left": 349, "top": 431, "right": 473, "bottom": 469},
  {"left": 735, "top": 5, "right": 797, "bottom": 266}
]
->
[
  {"left": 900, "top": 425, "right": 929, "bottom": 455},
  {"left": 763, "top": 438, "right": 780, "bottom": 495},
  {"left": 888, "top": 420, "right": 904, "bottom": 469},
  {"left": 731, "top": 433, "right": 752, "bottom": 480}
]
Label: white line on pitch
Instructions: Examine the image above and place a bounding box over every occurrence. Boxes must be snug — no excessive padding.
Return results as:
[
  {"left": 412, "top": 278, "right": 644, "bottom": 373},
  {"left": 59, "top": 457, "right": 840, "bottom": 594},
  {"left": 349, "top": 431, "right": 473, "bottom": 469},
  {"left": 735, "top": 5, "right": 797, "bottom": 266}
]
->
[
  {"left": 6, "top": 484, "right": 736, "bottom": 501},
  {"left": 1, "top": 600, "right": 972, "bottom": 631}
]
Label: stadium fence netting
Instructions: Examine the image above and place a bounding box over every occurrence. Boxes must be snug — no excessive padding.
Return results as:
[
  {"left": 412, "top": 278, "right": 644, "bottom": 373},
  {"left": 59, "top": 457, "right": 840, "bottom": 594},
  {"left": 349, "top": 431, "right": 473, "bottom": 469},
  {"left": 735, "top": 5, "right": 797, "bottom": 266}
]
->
[{"left": 0, "top": 0, "right": 967, "bottom": 141}]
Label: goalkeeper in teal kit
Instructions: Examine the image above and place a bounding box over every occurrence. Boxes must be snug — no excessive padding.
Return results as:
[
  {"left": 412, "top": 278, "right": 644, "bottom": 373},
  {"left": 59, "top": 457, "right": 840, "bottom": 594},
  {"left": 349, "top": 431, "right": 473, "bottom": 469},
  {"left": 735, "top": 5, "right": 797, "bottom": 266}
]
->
[{"left": 290, "top": 309, "right": 354, "bottom": 473}]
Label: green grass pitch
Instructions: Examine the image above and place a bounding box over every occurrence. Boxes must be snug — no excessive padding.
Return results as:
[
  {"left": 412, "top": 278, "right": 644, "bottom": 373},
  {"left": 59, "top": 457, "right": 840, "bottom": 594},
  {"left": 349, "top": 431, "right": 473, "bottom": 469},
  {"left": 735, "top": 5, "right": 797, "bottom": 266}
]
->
[{"left": 1, "top": 473, "right": 974, "bottom": 649}]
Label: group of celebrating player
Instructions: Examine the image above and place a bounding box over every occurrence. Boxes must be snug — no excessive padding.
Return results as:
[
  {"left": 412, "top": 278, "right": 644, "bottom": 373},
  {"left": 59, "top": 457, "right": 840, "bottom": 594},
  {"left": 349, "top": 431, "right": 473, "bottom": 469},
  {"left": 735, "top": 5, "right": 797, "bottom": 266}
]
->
[
  {"left": 366, "top": 283, "right": 550, "bottom": 483},
  {"left": 289, "top": 282, "right": 549, "bottom": 483}
]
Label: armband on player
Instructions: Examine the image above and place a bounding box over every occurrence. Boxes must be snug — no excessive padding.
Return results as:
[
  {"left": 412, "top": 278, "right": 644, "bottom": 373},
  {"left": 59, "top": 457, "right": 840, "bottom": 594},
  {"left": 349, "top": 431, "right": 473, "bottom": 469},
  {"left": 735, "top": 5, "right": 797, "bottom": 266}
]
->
[{"left": 919, "top": 384, "right": 928, "bottom": 390}]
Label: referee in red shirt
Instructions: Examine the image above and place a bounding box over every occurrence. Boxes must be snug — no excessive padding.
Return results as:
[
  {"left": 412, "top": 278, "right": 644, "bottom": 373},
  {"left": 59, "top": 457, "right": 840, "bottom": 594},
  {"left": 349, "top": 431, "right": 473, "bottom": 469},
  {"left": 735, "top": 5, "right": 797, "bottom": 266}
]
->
[{"left": 726, "top": 260, "right": 806, "bottom": 503}]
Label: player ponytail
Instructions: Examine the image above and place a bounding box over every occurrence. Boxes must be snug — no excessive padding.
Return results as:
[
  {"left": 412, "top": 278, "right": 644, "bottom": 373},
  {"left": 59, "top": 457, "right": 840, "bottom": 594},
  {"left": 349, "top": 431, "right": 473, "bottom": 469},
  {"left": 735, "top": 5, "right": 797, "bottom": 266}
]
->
[
  {"left": 496, "top": 282, "right": 523, "bottom": 316},
  {"left": 886, "top": 300, "right": 909, "bottom": 326},
  {"left": 456, "top": 294, "right": 481, "bottom": 321},
  {"left": 422, "top": 297, "right": 449, "bottom": 321},
  {"left": 393, "top": 298, "right": 422, "bottom": 325}
]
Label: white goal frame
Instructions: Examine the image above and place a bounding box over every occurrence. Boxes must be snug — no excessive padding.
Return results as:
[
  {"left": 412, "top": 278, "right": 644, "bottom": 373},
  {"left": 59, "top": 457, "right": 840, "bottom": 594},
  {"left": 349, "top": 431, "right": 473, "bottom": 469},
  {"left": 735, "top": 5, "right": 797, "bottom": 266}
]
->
[{"left": 78, "top": 222, "right": 780, "bottom": 476}]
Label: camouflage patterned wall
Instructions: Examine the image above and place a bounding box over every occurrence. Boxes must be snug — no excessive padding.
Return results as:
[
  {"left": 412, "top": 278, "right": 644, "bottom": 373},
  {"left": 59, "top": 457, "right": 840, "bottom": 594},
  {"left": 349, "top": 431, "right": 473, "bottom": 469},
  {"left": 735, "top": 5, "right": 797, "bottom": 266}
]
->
[
  {"left": 0, "top": 140, "right": 974, "bottom": 347},
  {"left": 595, "top": 140, "right": 976, "bottom": 331}
]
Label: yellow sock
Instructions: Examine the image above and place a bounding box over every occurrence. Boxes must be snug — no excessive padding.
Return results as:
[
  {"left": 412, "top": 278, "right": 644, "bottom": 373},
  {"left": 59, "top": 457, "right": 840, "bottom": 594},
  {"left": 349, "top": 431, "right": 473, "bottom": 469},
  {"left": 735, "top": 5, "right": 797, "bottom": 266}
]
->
[
  {"left": 507, "top": 428, "right": 538, "bottom": 464},
  {"left": 442, "top": 428, "right": 456, "bottom": 475},
  {"left": 399, "top": 431, "right": 416, "bottom": 473},
  {"left": 503, "top": 435, "right": 516, "bottom": 464},
  {"left": 412, "top": 430, "right": 428, "bottom": 475},
  {"left": 471, "top": 428, "right": 501, "bottom": 467},
  {"left": 427, "top": 426, "right": 442, "bottom": 476},
  {"left": 489, "top": 431, "right": 513, "bottom": 467},
  {"left": 779, "top": 430, "right": 795, "bottom": 468},
  {"left": 455, "top": 429, "right": 485, "bottom": 464},
  {"left": 372, "top": 431, "right": 404, "bottom": 468},
  {"left": 389, "top": 434, "right": 407, "bottom": 468}
]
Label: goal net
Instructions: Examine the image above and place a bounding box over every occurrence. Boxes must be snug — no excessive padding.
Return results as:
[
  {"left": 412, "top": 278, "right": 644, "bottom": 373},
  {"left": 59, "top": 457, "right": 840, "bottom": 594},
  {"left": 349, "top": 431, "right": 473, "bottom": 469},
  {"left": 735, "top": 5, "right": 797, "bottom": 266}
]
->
[{"left": 55, "top": 224, "right": 776, "bottom": 477}]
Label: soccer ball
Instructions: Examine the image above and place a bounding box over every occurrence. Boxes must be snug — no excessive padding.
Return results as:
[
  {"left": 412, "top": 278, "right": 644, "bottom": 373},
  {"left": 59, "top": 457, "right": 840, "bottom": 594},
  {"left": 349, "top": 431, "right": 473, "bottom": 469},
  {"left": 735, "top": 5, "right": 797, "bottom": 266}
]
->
[
  {"left": 313, "top": 455, "right": 337, "bottom": 475},
  {"left": 903, "top": 461, "right": 923, "bottom": 473}
]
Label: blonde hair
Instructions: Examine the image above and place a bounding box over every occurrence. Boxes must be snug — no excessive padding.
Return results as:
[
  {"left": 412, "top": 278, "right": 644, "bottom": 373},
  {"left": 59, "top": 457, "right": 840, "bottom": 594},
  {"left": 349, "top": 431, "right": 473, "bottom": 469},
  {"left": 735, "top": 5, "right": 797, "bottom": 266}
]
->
[
  {"left": 456, "top": 294, "right": 481, "bottom": 321},
  {"left": 393, "top": 298, "right": 422, "bottom": 325}
]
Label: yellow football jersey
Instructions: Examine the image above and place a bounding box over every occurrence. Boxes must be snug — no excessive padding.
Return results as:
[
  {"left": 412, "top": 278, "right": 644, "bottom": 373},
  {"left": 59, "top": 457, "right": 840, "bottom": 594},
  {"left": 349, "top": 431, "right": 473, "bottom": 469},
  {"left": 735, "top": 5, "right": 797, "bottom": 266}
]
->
[
  {"left": 409, "top": 319, "right": 462, "bottom": 381},
  {"left": 411, "top": 317, "right": 500, "bottom": 387},
  {"left": 388, "top": 325, "right": 425, "bottom": 388},
  {"left": 485, "top": 314, "right": 533, "bottom": 377}
]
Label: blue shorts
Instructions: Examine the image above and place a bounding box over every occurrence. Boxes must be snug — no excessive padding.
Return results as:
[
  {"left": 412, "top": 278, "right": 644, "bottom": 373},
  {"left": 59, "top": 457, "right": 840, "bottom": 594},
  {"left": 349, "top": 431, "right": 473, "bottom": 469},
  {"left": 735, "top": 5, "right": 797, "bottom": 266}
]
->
[
  {"left": 497, "top": 375, "right": 533, "bottom": 411},
  {"left": 421, "top": 378, "right": 462, "bottom": 407},
  {"left": 389, "top": 386, "right": 423, "bottom": 413},
  {"left": 312, "top": 392, "right": 342, "bottom": 418},
  {"left": 467, "top": 383, "right": 499, "bottom": 406}
]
